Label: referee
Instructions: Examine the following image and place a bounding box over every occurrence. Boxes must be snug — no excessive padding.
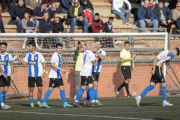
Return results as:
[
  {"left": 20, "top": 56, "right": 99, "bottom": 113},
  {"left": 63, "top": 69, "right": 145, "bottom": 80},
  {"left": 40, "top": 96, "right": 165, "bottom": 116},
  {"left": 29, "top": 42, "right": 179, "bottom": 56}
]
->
[{"left": 115, "top": 41, "right": 135, "bottom": 97}]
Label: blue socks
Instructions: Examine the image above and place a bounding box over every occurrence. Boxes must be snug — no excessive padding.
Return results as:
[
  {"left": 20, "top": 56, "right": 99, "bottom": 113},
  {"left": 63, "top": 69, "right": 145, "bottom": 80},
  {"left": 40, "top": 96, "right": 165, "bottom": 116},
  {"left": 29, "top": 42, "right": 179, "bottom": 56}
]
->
[
  {"left": 140, "top": 85, "right": 155, "bottom": 98},
  {"left": 94, "top": 89, "right": 98, "bottom": 101},
  {"left": 30, "top": 98, "right": 33, "bottom": 104},
  {"left": 75, "top": 88, "right": 85, "bottom": 101},
  {"left": 86, "top": 89, "right": 90, "bottom": 101},
  {"left": 89, "top": 87, "right": 95, "bottom": 102},
  {"left": 0, "top": 92, "right": 4, "bottom": 104},
  {"left": 60, "top": 90, "right": 67, "bottom": 104},
  {"left": 2, "top": 92, "right": 5, "bottom": 104},
  {"left": 161, "top": 86, "right": 167, "bottom": 102},
  {"left": 37, "top": 97, "right": 41, "bottom": 103},
  {"left": 43, "top": 89, "right": 52, "bottom": 103}
]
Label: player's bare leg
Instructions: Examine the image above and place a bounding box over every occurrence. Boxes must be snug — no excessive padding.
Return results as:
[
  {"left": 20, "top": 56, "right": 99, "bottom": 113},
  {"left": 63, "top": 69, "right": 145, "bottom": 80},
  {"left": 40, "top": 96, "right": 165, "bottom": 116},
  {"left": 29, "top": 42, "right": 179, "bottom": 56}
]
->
[{"left": 29, "top": 87, "right": 34, "bottom": 108}]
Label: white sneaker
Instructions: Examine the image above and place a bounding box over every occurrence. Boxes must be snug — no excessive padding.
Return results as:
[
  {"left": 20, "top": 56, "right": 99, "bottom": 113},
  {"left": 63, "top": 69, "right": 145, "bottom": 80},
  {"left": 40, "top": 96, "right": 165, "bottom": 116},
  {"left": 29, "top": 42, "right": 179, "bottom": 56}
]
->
[
  {"left": 22, "top": 44, "right": 25, "bottom": 48},
  {"left": 74, "top": 95, "right": 77, "bottom": 100},
  {"left": 163, "top": 101, "right": 173, "bottom": 107},
  {"left": 135, "top": 97, "right": 141, "bottom": 107},
  {"left": 124, "top": 22, "right": 130, "bottom": 25}
]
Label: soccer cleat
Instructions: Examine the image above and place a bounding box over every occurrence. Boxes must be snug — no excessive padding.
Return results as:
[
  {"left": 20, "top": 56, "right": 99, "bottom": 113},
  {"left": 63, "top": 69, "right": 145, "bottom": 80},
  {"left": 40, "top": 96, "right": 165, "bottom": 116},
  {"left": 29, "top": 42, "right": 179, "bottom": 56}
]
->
[
  {"left": 1, "top": 105, "right": 9, "bottom": 110},
  {"left": 37, "top": 102, "right": 42, "bottom": 107},
  {"left": 163, "top": 101, "right": 173, "bottom": 107},
  {"left": 63, "top": 102, "right": 73, "bottom": 108},
  {"left": 41, "top": 102, "right": 51, "bottom": 108},
  {"left": 5, "top": 105, "right": 11, "bottom": 108},
  {"left": 127, "top": 94, "right": 132, "bottom": 98},
  {"left": 97, "top": 101, "right": 103, "bottom": 106},
  {"left": 135, "top": 97, "right": 141, "bottom": 107},
  {"left": 115, "top": 89, "right": 120, "bottom": 97},
  {"left": 30, "top": 103, "right": 34, "bottom": 108},
  {"left": 74, "top": 102, "right": 81, "bottom": 108},
  {"left": 84, "top": 101, "right": 91, "bottom": 107},
  {"left": 91, "top": 102, "right": 100, "bottom": 107}
]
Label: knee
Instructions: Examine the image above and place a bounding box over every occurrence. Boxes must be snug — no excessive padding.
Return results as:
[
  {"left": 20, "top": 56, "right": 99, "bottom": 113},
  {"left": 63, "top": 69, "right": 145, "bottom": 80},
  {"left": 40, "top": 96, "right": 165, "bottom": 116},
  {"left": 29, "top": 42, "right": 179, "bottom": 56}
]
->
[
  {"left": 30, "top": 88, "right": 34, "bottom": 93},
  {"left": 139, "top": 19, "right": 145, "bottom": 24},
  {"left": 38, "top": 88, "right": 42, "bottom": 93},
  {"left": 70, "top": 18, "right": 76, "bottom": 24},
  {"left": 128, "top": 11, "right": 131, "bottom": 14},
  {"left": 17, "top": 20, "right": 21, "bottom": 25},
  {"left": 83, "top": 18, "right": 88, "bottom": 24}
]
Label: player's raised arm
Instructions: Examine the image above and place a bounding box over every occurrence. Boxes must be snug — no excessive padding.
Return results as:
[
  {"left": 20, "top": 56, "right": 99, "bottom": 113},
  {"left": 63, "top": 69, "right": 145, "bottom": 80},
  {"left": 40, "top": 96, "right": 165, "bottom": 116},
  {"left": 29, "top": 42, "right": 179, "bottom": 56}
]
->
[
  {"left": 95, "top": 50, "right": 105, "bottom": 60},
  {"left": 51, "top": 62, "right": 66, "bottom": 73},
  {"left": 16, "top": 53, "right": 27, "bottom": 65}
]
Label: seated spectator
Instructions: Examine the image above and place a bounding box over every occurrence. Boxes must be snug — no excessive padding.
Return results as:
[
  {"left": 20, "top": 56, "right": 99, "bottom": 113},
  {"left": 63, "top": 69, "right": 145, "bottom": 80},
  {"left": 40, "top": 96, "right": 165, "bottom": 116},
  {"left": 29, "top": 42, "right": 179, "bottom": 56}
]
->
[
  {"left": 141, "top": 0, "right": 158, "bottom": 10},
  {"left": 12, "top": 0, "right": 25, "bottom": 7},
  {"left": 169, "top": 0, "right": 180, "bottom": 10},
  {"left": 60, "top": 0, "right": 72, "bottom": 13},
  {"left": 47, "top": 2, "right": 60, "bottom": 21},
  {"left": 42, "top": 0, "right": 54, "bottom": 10},
  {"left": 80, "top": 0, "right": 94, "bottom": 18},
  {"left": 154, "top": 1, "right": 172, "bottom": 34},
  {"left": 129, "top": 0, "right": 141, "bottom": 22},
  {"left": 25, "top": 0, "right": 41, "bottom": 15},
  {"left": 172, "top": 3, "right": 180, "bottom": 22},
  {"left": 10, "top": 0, "right": 27, "bottom": 33},
  {"left": 91, "top": 13, "right": 105, "bottom": 33},
  {"left": 137, "top": 0, "right": 159, "bottom": 32},
  {"left": 1, "top": 0, "right": 12, "bottom": 13},
  {"left": 112, "top": 0, "right": 131, "bottom": 25},
  {"left": 22, "top": 11, "right": 38, "bottom": 48},
  {"left": 0, "top": 11, "right": 5, "bottom": 33},
  {"left": 53, "top": 13, "right": 71, "bottom": 48},
  {"left": 104, "top": 17, "right": 114, "bottom": 48},
  {"left": 83, "top": 5, "right": 92, "bottom": 26},
  {"left": 33, "top": 2, "right": 47, "bottom": 28},
  {"left": 67, "top": 0, "right": 88, "bottom": 33}
]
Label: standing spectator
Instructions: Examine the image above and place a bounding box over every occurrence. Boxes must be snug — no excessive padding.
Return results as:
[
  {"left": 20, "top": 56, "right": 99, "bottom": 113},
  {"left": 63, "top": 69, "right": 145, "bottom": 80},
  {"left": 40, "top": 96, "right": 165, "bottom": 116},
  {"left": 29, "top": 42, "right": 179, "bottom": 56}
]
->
[
  {"left": 22, "top": 12, "right": 39, "bottom": 48},
  {"left": 0, "top": 11, "right": 5, "bottom": 33},
  {"left": 33, "top": 2, "right": 47, "bottom": 28},
  {"left": 172, "top": 3, "right": 180, "bottom": 22},
  {"left": 47, "top": 2, "right": 60, "bottom": 21},
  {"left": 1, "top": 0, "right": 12, "bottom": 13},
  {"left": 169, "top": 0, "right": 180, "bottom": 10},
  {"left": 154, "top": 2, "right": 172, "bottom": 34},
  {"left": 42, "top": 0, "right": 55, "bottom": 10},
  {"left": 53, "top": 13, "right": 71, "bottom": 48},
  {"left": 136, "top": 0, "right": 159, "bottom": 32},
  {"left": 60, "top": 0, "right": 72, "bottom": 13},
  {"left": 80, "top": 0, "right": 94, "bottom": 18},
  {"left": 112, "top": 0, "right": 132, "bottom": 25},
  {"left": 91, "top": 13, "right": 105, "bottom": 33},
  {"left": 104, "top": 17, "right": 114, "bottom": 48},
  {"left": 67, "top": 0, "right": 88, "bottom": 33},
  {"left": 10, "top": 0, "right": 27, "bottom": 33},
  {"left": 128, "top": 0, "right": 141, "bottom": 22},
  {"left": 25, "top": 0, "right": 42, "bottom": 15}
]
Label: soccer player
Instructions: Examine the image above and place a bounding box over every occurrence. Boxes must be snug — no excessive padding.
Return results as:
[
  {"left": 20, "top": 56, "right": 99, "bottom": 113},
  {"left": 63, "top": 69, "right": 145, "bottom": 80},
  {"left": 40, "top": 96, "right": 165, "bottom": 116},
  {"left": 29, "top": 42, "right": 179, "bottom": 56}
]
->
[
  {"left": 84, "top": 40, "right": 106, "bottom": 106},
  {"left": 135, "top": 47, "right": 180, "bottom": 107},
  {"left": 74, "top": 43, "right": 99, "bottom": 107},
  {"left": 0, "top": 42, "right": 14, "bottom": 110},
  {"left": 115, "top": 41, "right": 135, "bottom": 97},
  {"left": 16, "top": 41, "right": 46, "bottom": 108},
  {"left": 41, "top": 43, "right": 73, "bottom": 108}
]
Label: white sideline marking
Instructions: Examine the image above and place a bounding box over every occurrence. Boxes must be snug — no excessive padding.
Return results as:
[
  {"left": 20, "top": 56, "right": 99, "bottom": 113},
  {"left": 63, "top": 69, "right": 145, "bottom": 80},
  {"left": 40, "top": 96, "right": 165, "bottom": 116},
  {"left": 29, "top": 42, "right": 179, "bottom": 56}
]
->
[{"left": 2, "top": 111, "right": 152, "bottom": 120}]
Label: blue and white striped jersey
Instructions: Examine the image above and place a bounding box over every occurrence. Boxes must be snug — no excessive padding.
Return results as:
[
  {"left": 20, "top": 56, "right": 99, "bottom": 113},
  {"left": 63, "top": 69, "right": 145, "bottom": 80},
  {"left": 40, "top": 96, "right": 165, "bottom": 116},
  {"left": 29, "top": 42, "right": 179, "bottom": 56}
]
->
[
  {"left": 93, "top": 49, "right": 106, "bottom": 73},
  {"left": 48, "top": 52, "right": 62, "bottom": 79},
  {"left": 156, "top": 50, "right": 175, "bottom": 65},
  {"left": 0, "top": 53, "right": 13, "bottom": 76},
  {"left": 23, "top": 52, "right": 45, "bottom": 77}
]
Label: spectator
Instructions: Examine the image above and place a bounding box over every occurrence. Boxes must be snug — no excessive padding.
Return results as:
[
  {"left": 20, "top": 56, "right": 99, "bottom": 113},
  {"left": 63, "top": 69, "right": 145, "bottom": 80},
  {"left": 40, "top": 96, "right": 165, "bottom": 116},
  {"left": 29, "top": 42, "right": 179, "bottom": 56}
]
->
[
  {"left": 169, "top": 0, "right": 180, "bottom": 10},
  {"left": 83, "top": 5, "right": 92, "bottom": 26},
  {"left": 1, "top": 0, "right": 12, "bottom": 13},
  {"left": 12, "top": 0, "right": 25, "bottom": 7},
  {"left": 128, "top": 0, "right": 141, "bottom": 22},
  {"left": 47, "top": 2, "right": 60, "bottom": 21},
  {"left": 104, "top": 17, "right": 114, "bottom": 47},
  {"left": 136, "top": 0, "right": 159, "bottom": 32},
  {"left": 25, "top": 0, "right": 41, "bottom": 15},
  {"left": 0, "top": 11, "right": 5, "bottom": 33},
  {"left": 60, "top": 0, "right": 72, "bottom": 13},
  {"left": 141, "top": 0, "right": 158, "bottom": 10},
  {"left": 42, "top": 0, "right": 55, "bottom": 10},
  {"left": 67, "top": 0, "right": 88, "bottom": 33},
  {"left": 22, "top": 12, "right": 38, "bottom": 48},
  {"left": 112, "top": 0, "right": 132, "bottom": 25},
  {"left": 80, "top": 0, "right": 94, "bottom": 18},
  {"left": 172, "top": 3, "right": 180, "bottom": 22},
  {"left": 10, "top": 0, "right": 27, "bottom": 33},
  {"left": 154, "top": 2, "right": 172, "bottom": 34},
  {"left": 91, "top": 13, "right": 105, "bottom": 33},
  {"left": 33, "top": 2, "right": 47, "bottom": 28},
  {"left": 53, "top": 13, "right": 71, "bottom": 47}
]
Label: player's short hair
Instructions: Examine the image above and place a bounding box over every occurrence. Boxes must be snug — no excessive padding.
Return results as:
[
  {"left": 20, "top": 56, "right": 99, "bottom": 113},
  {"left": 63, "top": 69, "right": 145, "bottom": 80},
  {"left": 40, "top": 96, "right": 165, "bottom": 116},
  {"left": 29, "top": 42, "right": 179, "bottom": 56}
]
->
[
  {"left": 124, "top": 41, "right": 130, "bottom": 45},
  {"left": 28, "top": 41, "right": 36, "bottom": 47},
  {"left": 90, "top": 42, "right": 97, "bottom": 48},
  {"left": 56, "top": 43, "right": 63, "bottom": 48},
  {"left": 1, "top": 42, "right": 7, "bottom": 47},
  {"left": 95, "top": 13, "right": 100, "bottom": 17},
  {"left": 109, "top": 17, "right": 114, "bottom": 20},
  {"left": 95, "top": 40, "right": 102, "bottom": 45},
  {"left": 174, "top": 47, "right": 180, "bottom": 56}
]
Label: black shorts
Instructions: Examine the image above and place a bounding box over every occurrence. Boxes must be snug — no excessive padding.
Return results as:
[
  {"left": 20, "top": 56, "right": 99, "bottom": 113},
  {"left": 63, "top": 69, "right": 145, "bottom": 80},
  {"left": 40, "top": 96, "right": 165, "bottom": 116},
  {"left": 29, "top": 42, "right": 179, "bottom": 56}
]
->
[
  {"left": 49, "top": 78, "right": 64, "bottom": 88},
  {"left": 28, "top": 77, "right": 43, "bottom": 87},
  {"left": 92, "top": 72, "right": 100, "bottom": 82},
  {"left": 81, "top": 76, "right": 93, "bottom": 86},
  {"left": 121, "top": 66, "right": 131, "bottom": 80},
  {"left": 150, "top": 66, "right": 165, "bottom": 84},
  {"left": 0, "top": 76, "right": 11, "bottom": 87}
]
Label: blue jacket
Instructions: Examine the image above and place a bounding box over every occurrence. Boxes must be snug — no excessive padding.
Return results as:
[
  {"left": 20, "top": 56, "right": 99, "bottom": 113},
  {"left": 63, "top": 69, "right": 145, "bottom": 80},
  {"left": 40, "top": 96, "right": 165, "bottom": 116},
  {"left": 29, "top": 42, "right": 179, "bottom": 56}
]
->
[
  {"left": 39, "top": 19, "right": 54, "bottom": 33},
  {"left": 27, "top": 20, "right": 37, "bottom": 28},
  {"left": 137, "top": 6, "right": 155, "bottom": 24},
  {"left": 10, "top": 5, "right": 27, "bottom": 21},
  {"left": 33, "top": 7, "right": 46, "bottom": 17},
  {"left": 60, "top": 0, "right": 72, "bottom": 10},
  {"left": 154, "top": 6, "right": 172, "bottom": 22}
]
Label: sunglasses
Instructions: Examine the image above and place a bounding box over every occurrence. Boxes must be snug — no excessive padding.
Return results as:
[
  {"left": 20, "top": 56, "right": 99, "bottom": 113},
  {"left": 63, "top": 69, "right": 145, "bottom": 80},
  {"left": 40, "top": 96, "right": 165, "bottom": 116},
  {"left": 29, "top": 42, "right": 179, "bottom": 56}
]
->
[{"left": 74, "top": 2, "right": 79, "bottom": 4}]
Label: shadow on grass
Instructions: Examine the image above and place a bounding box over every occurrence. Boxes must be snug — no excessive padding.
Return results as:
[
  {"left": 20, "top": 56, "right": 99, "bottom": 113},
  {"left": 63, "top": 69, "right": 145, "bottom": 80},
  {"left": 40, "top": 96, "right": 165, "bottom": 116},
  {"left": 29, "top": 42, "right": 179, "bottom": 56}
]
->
[{"left": 153, "top": 118, "right": 170, "bottom": 120}]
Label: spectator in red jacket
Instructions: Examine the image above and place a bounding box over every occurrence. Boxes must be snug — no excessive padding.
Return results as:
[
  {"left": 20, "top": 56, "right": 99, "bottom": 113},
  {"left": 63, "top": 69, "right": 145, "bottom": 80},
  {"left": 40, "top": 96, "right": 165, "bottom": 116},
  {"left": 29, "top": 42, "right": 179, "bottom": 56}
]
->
[
  {"left": 0, "top": 12, "right": 5, "bottom": 33},
  {"left": 83, "top": 5, "right": 92, "bottom": 25},
  {"left": 91, "top": 13, "right": 105, "bottom": 33},
  {"left": 42, "top": 0, "right": 55, "bottom": 10}
]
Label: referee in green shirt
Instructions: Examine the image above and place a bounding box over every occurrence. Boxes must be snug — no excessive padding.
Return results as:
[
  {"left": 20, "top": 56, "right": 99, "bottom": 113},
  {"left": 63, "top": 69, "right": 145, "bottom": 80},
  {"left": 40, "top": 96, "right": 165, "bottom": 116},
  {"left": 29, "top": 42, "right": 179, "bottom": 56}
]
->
[{"left": 115, "top": 41, "right": 136, "bottom": 97}]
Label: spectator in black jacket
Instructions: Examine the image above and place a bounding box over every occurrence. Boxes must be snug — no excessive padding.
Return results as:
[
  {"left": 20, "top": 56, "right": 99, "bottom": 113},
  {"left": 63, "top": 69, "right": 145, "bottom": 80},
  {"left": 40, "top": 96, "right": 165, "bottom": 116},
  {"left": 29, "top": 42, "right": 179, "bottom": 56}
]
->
[
  {"left": 1, "top": 0, "right": 12, "bottom": 13},
  {"left": 169, "top": 0, "right": 179, "bottom": 10},
  {"left": 10, "top": 0, "right": 27, "bottom": 33},
  {"left": 154, "top": 2, "right": 172, "bottom": 33},
  {"left": 53, "top": 13, "right": 71, "bottom": 47},
  {"left": 68, "top": 0, "right": 88, "bottom": 33},
  {"left": 48, "top": 2, "right": 60, "bottom": 21},
  {"left": 39, "top": 12, "right": 53, "bottom": 33},
  {"left": 128, "top": 0, "right": 141, "bottom": 21},
  {"left": 80, "top": 0, "right": 94, "bottom": 18},
  {"left": 33, "top": 2, "right": 47, "bottom": 28},
  {"left": 60, "top": 0, "right": 72, "bottom": 13}
]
